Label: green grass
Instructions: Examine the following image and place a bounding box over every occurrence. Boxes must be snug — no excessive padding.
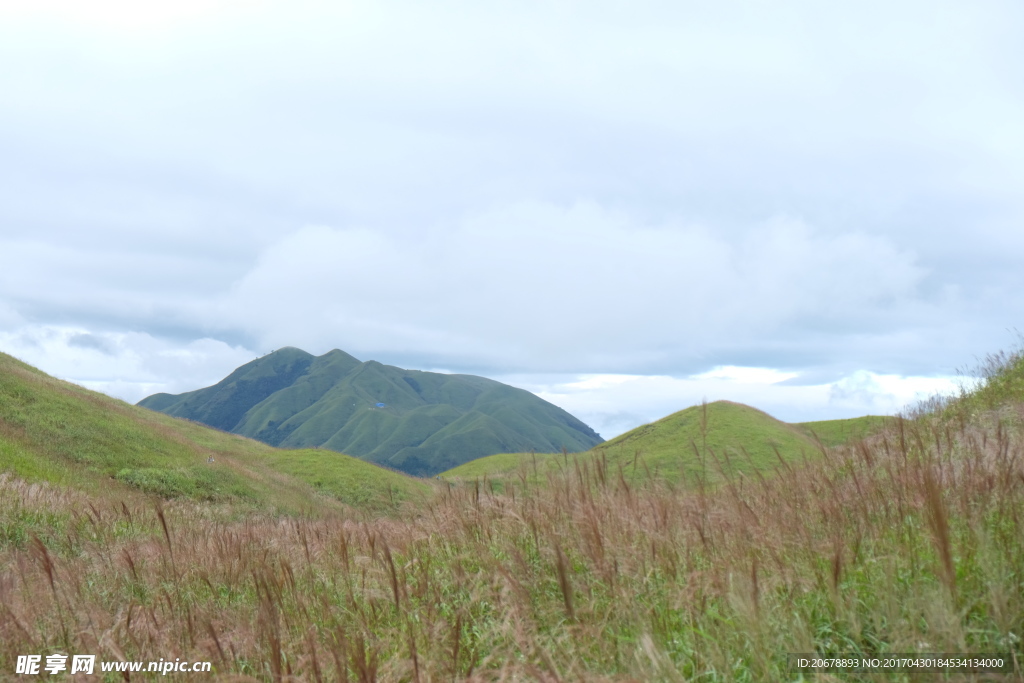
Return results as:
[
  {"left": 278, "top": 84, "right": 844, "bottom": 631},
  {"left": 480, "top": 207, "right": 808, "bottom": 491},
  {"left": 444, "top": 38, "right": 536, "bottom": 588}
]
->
[
  {"left": 2, "top": 375, "right": 1022, "bottom": 680},
  {"left": 794, "top": 415, "right": 893, "bottom": 447},
  {"left": 0, "top": 351, "right": 429, "bottom": 514},
  {"left": 260, "top": 448, "right": 429, "bottom": 511},
  {"left": 2, "top": 347, "right": 1023, "bottom": 680},
  {"left": 440, "top": 451, "right": 553, "bottom": 480},
  {"left": 930, "top": 344, "right": 1024, "bottom": 424},
  {"left": 593, "top": 400, "right": 818, "bottom": 484}
]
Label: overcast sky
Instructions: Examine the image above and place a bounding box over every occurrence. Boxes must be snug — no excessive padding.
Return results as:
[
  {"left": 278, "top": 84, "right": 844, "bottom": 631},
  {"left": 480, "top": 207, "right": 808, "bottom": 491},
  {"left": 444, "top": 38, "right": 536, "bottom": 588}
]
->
[{"left": 1, "top": 0, "right": 1022, "bottom": 439}]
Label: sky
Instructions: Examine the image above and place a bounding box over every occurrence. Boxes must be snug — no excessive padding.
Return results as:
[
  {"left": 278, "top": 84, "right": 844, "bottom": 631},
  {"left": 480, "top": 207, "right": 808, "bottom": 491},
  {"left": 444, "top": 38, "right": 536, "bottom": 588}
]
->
[{"left": 1, "top": 0, "right": 1022, "bottom": 439}]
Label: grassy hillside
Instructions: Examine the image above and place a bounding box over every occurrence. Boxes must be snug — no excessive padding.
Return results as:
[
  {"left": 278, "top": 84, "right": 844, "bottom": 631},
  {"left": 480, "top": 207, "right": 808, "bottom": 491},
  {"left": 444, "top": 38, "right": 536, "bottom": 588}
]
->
[
  {"left": 594, "top": 401, "right": 818, "bottom": 483},
  {"left": 444, "top": 401, "right": 830, "bottom": 485},
  {"left": 443, "top": 404, "right": 896, "bottom": 486},
  {"left": 794, "top": 414, "right": 893, "bottom": 447},
  {"left": 2, "top": 351, "right": 1021, "bottom": 680},
  {"left": 440, "top": 451, "right": 552, "bottom": 480},
  {"left": 0, "top": 351, "right": 429, "bottom": 514},
  {"left": 935, "top": 345, "right": 1024, "bottom": 421},
  {"left": 140, "top": 348, "right": 603, "bottom": 476}
]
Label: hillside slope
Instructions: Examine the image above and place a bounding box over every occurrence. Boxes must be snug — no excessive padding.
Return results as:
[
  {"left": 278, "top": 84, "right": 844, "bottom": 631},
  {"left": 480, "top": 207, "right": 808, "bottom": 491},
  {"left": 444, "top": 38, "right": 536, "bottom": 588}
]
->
[
  {"left": 140, "top": 348, "right": 603, "bottom": 476},
  {"left": 0, "top": 351, "right": 429, "bottom": 513},
  {"left": 444, "top": 401, "right": 886, "bottom": 484},
  {"left": 3, "top": 352, "right": 1021, "bottom": 679},
  {"left": 595, "top": 401, "right": 817, "bottom": 481},
  {"left": 794, "top": 415, "right": 893, "bottom": 447}
]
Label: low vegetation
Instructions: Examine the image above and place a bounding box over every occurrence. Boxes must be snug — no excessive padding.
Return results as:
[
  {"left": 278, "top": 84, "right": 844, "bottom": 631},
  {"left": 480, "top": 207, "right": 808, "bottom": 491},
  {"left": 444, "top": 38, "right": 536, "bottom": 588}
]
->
[
  {"left": 794, "top": 415, "right": 893, "bottom": 448},
  {"left": 0, "top": 351, "right": 429, "bottom": 515},
  {"left": 1, "top": 350, "right": 1022, "bottom": 681}
]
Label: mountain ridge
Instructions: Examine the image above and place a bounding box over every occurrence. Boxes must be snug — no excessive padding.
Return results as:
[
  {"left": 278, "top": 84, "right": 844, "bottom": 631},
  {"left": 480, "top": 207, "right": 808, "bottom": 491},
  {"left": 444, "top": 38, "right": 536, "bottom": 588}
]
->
[{"left": 139, "top": 348, "right": 603, "bottom": 476}]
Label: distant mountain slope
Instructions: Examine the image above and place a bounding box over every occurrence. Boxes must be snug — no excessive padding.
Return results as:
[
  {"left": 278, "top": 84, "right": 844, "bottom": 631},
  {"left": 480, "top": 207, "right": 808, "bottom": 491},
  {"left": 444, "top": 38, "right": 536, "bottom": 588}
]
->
[
  {"left": 139, "top": 348, "right": 603, "bottom": 476},
  {"left": 443, "top": 401, "right": 887, "bottom": 485},
  {"left": 0, "top": 351, "right": 429, "bottom": 513}
]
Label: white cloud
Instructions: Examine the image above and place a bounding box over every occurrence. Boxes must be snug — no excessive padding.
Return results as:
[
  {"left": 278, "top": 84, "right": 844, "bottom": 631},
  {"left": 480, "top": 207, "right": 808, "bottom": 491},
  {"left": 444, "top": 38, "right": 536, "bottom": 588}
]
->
[
  {"left": 0, "top": 0, "right": 1020, "bottom": 431},
  {"left": 0, "top": 0, "right": 264, "bottom": 30},
  {"left": 212, "top": 207, "right": 926, "bottom": 373},
  {"left": 693, "top": 367, "right": 799, "bottom": 384},
  {"left": 0, "top": 325, "right": 257, "bottom": 404},
  {"left": 0, "top": 301, "right": 22, "bottom": 331},
  {"left": 827, "top": 370, "right": 963, "bottom": 414}
]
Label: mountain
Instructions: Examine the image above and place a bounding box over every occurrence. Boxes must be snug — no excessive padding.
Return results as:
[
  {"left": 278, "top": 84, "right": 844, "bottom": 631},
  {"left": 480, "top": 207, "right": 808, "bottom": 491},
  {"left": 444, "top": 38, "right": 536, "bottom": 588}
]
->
[
  {"left": 138, "top": 347, "right": 604, "bottom": 476},
  {"left": 0, "top": 351, "right": 429, "bottom": 512},
  {"left": 442, "top": 401, "right": 889, "bottom": 484}
]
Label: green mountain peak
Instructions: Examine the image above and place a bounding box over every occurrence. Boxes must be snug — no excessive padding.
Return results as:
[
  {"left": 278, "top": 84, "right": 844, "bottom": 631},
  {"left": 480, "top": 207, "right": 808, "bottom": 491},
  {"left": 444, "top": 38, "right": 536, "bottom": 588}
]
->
[{"left": 138, "top": 348, "right": 603, "bottom": 476}]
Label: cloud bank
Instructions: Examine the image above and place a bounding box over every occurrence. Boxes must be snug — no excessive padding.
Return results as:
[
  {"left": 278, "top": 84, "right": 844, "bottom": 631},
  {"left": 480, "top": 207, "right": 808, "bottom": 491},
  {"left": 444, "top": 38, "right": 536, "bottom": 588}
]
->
[{"left": 0, "top": 0, "right": 1021, "bottom": 437}]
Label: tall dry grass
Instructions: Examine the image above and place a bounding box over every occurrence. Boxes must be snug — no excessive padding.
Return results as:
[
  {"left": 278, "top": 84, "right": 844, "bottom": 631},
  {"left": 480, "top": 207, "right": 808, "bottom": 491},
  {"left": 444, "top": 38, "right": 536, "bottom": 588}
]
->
[{"left": 1, "top": 407, "right": 1023, "bottom": 681}]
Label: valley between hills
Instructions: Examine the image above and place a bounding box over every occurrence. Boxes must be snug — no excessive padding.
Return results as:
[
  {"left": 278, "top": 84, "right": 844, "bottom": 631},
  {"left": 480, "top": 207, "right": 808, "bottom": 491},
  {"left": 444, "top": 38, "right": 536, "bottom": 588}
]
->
[{"left": 1, "top": 347, "right": 1022, "bottom": 680}]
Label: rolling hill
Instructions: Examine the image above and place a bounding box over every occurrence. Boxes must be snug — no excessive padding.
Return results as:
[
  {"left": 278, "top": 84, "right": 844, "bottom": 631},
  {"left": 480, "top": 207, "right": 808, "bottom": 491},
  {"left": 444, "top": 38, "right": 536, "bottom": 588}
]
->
[
  {"left": 443, "top": 401, "right": 891, "bottom": 484},
  {"left": 139, "top": 347, "right": 603, "bottom": 476},
  {"left": 592, "top": 401, "right": 823, "bottom": 483},
  {"left": 0, "top": 351, "right": 429, "bottom": 513}
]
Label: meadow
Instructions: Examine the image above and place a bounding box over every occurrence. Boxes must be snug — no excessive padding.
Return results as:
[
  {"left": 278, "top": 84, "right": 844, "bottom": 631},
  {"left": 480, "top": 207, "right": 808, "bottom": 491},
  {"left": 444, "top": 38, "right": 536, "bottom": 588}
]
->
[{"left": 1, "top": 350, "right": 1023, "bottom": 681}]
